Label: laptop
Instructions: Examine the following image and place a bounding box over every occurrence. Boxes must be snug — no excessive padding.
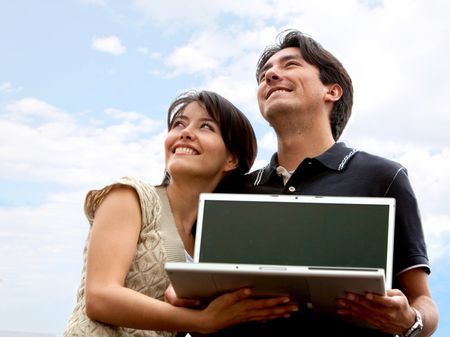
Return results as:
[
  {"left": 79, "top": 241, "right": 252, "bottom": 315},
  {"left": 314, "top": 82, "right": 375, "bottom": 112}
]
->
[{"left": 165, "top": 193, "right": 395, "bottom": 322}]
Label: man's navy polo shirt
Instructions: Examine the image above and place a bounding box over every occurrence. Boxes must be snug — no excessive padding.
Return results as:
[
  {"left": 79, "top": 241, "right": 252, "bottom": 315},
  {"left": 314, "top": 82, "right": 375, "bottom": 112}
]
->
[{"left": 241, "top": 142, "right": 430, "bottom": 278}]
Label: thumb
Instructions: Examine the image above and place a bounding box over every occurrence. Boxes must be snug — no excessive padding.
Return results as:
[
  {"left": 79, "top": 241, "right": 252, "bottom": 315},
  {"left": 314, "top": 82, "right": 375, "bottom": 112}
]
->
[{"left": 229, "top": 288, "right": 252, "bottom": 302}]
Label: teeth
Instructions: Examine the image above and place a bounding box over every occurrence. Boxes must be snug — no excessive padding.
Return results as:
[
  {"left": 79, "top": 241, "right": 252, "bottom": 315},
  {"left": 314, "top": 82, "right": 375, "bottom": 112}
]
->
[
  {"left": 174, "top": 147, "right": 198, "bottom": 155},
  {"left": 268, "top": 89, "right": 288, "bottom": 98}
]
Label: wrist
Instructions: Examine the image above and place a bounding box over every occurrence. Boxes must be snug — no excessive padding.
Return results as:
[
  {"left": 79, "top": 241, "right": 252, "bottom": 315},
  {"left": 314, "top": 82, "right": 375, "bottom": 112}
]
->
[
  {"left": 191, "top": 309, "right": 211, "bottom": 334},
  {"left": 399, "top": 307, "right": 423, "bottom": 337}
]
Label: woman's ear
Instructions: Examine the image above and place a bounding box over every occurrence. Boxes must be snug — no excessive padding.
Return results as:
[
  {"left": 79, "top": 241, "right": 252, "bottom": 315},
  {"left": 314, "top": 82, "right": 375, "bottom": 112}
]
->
[
  {"left": 324, "top": 83, "right": 343, "bottom": 102},
  {"left": 223, "top": 153, "right": 239, "bottom": 173}
]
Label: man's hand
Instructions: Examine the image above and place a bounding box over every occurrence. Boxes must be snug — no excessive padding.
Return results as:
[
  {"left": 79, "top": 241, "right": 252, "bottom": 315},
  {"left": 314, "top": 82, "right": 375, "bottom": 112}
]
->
[{"left": 336, "top": 289, "right": 416, "bottom": 334}]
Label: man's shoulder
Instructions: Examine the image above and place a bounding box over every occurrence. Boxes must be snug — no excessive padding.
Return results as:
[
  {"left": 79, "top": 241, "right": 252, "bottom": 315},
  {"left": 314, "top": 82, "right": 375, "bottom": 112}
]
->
[{"left": 351, "top": 150, "right": 405, "bottom": 172}]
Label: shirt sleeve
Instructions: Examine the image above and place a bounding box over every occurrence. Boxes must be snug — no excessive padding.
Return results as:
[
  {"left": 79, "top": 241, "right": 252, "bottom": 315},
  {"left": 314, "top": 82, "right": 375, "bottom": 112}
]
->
[{"left": 385, "top": 167, "right": 430, "bottom": 279}]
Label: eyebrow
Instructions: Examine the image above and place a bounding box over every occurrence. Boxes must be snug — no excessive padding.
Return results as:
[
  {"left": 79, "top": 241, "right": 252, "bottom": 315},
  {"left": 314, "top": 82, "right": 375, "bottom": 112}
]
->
[
  {"left": 172, "top": 114, "right": 217, "bottom": 124},
  {"left": 259, "top": 54, "right": 302, "bottom": 76},
  {"left": 198, "top": 116, "right": 217, "bottom": 124}
]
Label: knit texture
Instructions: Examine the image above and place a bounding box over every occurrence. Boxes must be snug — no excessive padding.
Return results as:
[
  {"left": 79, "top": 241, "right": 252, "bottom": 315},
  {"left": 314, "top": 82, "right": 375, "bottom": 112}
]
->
[{"left": 63, "top": 177, "right": 178, "bottom": 337}]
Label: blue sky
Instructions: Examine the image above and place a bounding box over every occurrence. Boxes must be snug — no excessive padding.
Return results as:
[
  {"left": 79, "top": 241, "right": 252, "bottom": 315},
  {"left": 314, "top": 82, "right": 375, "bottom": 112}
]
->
[{"left": 0, "top": 0, "right": 449, "bottom": 336}]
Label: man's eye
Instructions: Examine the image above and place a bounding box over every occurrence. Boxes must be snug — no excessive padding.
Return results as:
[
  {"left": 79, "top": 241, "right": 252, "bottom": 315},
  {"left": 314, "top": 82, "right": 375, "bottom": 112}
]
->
[
  {"left": 286, "top": 61, "right": 300, "bottom": 67},
  {"left": 259, "top": 73, "right": 266, "bottom": 83}
]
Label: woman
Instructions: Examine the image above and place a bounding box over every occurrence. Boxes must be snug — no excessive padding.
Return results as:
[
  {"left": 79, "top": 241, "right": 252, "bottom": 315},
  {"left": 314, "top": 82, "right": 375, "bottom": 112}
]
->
[{"left": 63, "top": 91, "right": 298, "bottom": 337}]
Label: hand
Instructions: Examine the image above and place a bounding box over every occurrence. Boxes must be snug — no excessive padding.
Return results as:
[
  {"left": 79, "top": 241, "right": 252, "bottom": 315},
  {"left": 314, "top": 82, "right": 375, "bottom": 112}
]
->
[
  {"left": 336, "top": 289, "right": 416, "bottom": 334},
  {"left": 165, "top": 284, "right": 202, "bottom": 308},
  {"left": 197, "top": 288, "right": 298, "bottom": 334}
]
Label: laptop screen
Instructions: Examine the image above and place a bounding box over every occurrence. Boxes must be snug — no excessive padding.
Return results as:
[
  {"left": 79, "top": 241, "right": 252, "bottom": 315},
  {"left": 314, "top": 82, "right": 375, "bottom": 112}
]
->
[{"left": 195, "top": 193, "right": 395, "bottom": 286}]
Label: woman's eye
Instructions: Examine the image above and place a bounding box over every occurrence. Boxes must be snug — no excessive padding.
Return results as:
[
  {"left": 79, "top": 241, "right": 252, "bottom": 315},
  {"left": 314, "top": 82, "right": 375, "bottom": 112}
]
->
[
  {"left": 172, "top": 120, "right": 185, "bottom": 129},
  {"left": 201, "top": 122, "right": 214, "bottom": 130}
]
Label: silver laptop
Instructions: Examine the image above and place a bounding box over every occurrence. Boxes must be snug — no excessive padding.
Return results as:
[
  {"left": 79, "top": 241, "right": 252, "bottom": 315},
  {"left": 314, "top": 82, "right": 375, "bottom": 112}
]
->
[{"left": 165, "top": 193, "right": 395, "bottom": 321}]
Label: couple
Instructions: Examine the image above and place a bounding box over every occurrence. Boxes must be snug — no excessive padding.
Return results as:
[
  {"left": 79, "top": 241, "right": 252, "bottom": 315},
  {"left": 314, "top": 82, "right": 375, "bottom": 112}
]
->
[{"left": 63, "top": 30, "right": 438, "bottom": 337}]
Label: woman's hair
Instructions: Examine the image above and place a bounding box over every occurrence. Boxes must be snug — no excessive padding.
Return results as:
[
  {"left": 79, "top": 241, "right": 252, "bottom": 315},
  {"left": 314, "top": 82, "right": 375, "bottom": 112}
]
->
[
  {"left": 256, "top": 29, "right": 353, "bottom": 141},
  {"left": 161, "top": 90, "right": 257, "bottom": 186}
]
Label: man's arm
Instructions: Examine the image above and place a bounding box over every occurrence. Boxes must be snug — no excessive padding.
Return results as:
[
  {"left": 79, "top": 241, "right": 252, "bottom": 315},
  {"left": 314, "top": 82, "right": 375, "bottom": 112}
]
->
[{"left": 397, "top": 268, "right": 439, "bottom": 337}]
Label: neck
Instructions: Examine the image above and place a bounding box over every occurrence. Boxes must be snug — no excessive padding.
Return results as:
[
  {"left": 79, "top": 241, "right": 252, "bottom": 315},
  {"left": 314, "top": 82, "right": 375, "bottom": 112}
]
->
[
  {"left": 275, "top": 128, "right": 335, "bottom": 171},
  {"left": 268, "top": 107, "right": 335, "bottom": 170},
  {"left": 165, "top": 176, "right": 220, "bottom": 255}
]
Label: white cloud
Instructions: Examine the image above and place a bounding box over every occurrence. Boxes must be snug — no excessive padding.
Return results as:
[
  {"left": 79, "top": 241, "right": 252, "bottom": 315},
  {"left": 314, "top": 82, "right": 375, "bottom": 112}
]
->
[
  {"left": 0, "top": 81, "right": 22, "bottom": 93},
  {"left": 422, "top": 214, "right": 450, "bottom": 264},
  {"left": 132, "top": 0, "right": 313, "bottom": 29},
  {"left": 0, "top": 98, "right": 165, "bottom": 187},
  {"left": 133, "top": 0, "right": 228, "bottom": 29},
  {"left": 258, "top": 131, "right": 277, "bottom": 153},
  {"left": 3, "top": 97, "right": 74, "bottom": 124},
  {"left": 0, "top": 191, "right": 87, "bottom": 271},
  {"left": 164, "top": 27, "right": 273, "bottom": 76},
  {"left": 0, "top": 189, "right": 90, "bottom": 333},
  {"left": 91, "top": 35, "right": 126, "bottom": 55}
]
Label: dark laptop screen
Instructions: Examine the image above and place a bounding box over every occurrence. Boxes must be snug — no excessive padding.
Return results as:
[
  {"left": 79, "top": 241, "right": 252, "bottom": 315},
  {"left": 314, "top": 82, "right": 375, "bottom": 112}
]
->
[{"left": 199, "top": 197, "right": 392, "bottom": 273}]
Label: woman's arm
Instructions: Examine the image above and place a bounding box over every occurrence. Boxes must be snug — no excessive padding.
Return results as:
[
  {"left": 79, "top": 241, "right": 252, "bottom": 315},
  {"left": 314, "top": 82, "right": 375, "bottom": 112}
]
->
[{"left": 84, "top": 186, "right": 298, "bottom": 333}]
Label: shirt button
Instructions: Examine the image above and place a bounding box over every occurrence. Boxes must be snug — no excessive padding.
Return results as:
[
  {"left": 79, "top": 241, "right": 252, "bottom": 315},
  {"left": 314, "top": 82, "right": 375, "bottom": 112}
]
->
[{"left": 288, "top": 186, "right": 296, "bottom": 192}]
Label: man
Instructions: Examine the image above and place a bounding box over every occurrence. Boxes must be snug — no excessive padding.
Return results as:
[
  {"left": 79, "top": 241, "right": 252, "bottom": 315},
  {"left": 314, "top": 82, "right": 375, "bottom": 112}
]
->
[
  {"left": 168, "top": 30, "right": 439, "bottom": 336},
  {"left": 233, "top": 29, "right": 438, "bottom": 337}
]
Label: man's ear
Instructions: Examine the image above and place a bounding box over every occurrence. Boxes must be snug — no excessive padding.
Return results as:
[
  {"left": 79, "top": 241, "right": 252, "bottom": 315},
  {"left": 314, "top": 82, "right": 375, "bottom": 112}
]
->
[
  {"left": 223, "top": 153, "right": 239, "bottom": 173},
  {"left": 324, "top": 84, "right": 343, "bottom": 102}
]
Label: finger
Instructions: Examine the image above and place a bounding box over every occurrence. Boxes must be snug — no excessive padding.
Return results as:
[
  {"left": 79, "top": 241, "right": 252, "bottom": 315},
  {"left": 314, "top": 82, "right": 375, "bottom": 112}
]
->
[
  {"left": 336, "top": 294, "right": 377, "bottom": 317},
  {"left": 336, "top": 294, "right": 395, "bottom": 329},
  {"left": 245, "top": 305, "right": 298, "bottom": 321},
  {"left": 249, "top": 296, "right": 292, "bottom": 309},
  {"left": 343, "top": 292, "right": 386, "bottom": 311},
  {"left": 214, "top": 288, "right": 252, "bottom": 306},
  {"left": 246, "top": 312, "right": 291, "bottom": 322},
  {"left": 242, "top": 300, "right": 299, "bottom": 319},
  {"left": 365, "top": 289, "right": 404, "bottom": 307}
]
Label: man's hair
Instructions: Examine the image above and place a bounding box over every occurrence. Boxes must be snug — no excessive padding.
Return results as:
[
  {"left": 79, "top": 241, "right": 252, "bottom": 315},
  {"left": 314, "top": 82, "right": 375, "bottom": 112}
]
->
[{"left": 256, "top": 29, "right": 353, "bottom": 141}]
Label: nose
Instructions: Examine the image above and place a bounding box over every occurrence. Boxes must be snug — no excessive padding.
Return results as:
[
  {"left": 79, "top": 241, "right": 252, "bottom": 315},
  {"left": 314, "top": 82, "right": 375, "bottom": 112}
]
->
[
  {"left": 264, "top": 67, "right": 280, "bottom": 84},
  {"left": 180, "top": 126, "right": 195, "bottom": 140}
]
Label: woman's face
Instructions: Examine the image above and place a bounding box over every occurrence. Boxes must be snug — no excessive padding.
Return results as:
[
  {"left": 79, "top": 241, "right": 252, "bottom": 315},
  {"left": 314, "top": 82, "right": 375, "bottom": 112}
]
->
[{"left": 164, "top": 101, "right": 237, "bottom": 183}]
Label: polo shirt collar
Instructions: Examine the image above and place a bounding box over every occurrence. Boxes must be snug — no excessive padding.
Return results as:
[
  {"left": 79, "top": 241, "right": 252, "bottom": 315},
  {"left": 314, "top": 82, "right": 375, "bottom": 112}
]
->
[
  {"left": 315, "top": 142, "right": 358, "bottom": 171},
  {"left": 255, "top": 142, "right": 358, "bottom": 185}
]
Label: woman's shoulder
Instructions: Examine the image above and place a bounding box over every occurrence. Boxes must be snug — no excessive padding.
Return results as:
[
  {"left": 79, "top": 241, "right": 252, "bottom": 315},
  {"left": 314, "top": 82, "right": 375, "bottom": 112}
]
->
[{"left": 84, "top": 176, "right": 160, "bottom": 224}]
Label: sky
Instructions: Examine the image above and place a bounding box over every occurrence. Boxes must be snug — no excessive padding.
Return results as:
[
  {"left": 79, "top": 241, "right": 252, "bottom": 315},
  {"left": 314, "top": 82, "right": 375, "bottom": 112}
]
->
[{"left": 0, "top": 0, "right": 449, "bottom": 335}]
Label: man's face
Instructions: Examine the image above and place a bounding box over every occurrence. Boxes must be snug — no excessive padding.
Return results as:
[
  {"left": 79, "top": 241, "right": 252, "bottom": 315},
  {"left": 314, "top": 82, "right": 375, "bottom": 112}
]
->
[{"left": 257, "top": 47, "right": 329, "bottom": 123}]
